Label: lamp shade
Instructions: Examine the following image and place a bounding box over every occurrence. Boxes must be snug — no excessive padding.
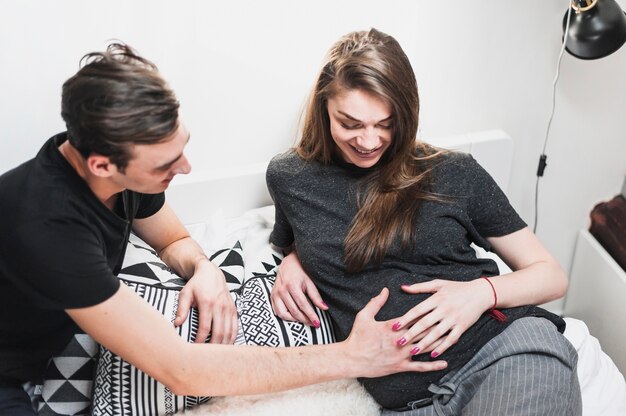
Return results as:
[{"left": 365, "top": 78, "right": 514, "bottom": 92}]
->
[{"left": 563, "top": 0, "right": 626, "bottom": 59}]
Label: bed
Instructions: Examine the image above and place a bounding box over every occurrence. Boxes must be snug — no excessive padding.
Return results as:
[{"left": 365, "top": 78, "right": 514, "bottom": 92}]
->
[
  {"left": 32, "top": 130, "right": 626, "bottom": 416},
  {"left": 174, "top": 130, "right": 625, "bottom": 416}
]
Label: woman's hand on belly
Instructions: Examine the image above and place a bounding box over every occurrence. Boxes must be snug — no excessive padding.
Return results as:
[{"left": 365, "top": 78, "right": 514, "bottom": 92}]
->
[
  {"left": 391, "top": 279, "right": 493, "bottom": 358},
  {"left": 270, "top": 250, "right": 328, "bottom": 328}
]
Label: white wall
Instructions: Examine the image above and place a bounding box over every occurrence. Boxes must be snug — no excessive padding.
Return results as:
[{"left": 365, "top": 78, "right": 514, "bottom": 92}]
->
[{"left": 1, "top": 0, "right": 624, "bottom": 312}]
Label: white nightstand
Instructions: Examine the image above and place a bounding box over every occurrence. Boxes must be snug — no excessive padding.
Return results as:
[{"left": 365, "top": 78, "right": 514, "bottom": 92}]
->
[{"left": 564, "top": 229, "right": 626, "bottom": 375}]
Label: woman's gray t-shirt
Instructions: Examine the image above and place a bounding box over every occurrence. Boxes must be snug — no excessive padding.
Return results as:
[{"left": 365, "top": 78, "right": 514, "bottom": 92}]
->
[{"left": 266, "top": 150, "right": 565, "bottom": 409}]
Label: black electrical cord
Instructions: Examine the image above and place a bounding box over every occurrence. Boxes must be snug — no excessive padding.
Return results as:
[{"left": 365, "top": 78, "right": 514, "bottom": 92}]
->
[{"left": 533, "top": 3, "right": 572, "bottom": 234}]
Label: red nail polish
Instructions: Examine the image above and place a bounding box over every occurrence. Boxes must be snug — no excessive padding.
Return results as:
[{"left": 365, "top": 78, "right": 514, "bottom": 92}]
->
[
  {"left": 396, "top": 337, "right": 407, "bottom": 346},
  {"left": 431, "top": 351, "right": 439, "bottom": 358},
  {"left": 392, "top": 322, "right": 401, "bottom": 331},
  {"left": 313, "top": 320, "right": 320, "bottom": 328},
  {"left": 321, "top": 302, "right": 329, "bottom": 308},
  {"left": 410, "top": 347, "right": 420, "bottom": 355},
  {"left": 401, "top": 284, "right": 411, "bottom": 289}
]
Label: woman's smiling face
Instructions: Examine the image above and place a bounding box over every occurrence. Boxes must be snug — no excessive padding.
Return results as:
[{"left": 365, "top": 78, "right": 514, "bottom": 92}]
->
[{"left": 327, "top": 89, "right": 393, "bottom": 168}]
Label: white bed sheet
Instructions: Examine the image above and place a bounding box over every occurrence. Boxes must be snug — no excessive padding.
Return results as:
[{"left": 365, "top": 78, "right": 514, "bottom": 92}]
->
[{"left": 189, "top": 206, "right": 626, "bottom": 416}]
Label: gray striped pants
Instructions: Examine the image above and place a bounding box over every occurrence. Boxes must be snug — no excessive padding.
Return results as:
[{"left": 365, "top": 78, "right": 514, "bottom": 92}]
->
[{"left": 382, "top": 317, "right": 582, "bottom": 416}]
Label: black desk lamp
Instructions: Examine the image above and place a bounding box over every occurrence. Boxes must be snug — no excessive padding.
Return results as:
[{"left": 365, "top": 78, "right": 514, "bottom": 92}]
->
[{"left": 563, "top": 0, "right": 626, "bottom": 60}]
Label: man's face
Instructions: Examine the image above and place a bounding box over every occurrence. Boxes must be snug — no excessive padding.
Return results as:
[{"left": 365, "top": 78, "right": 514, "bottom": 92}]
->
[{"left": 112, "top": 123, "right": 192, "bottom": 194}]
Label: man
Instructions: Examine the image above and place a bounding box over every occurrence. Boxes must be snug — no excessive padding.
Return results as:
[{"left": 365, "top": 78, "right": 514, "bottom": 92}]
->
[{"left": 0, "top": 43, "right": 446, "bottom": 415}]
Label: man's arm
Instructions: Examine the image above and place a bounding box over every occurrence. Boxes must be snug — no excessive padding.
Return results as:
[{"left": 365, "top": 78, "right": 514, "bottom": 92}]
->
[
  {"left": 132, "top": 202, "right": 237, "bottom": 344},
  {"left": 67, "top": 284, "right": 447, "bottom": 396}
]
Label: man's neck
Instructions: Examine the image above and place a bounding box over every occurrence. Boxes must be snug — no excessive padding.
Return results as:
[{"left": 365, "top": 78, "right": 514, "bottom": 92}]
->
[{"left": 58, "top": 140, "right": 122, "bottom": 209}]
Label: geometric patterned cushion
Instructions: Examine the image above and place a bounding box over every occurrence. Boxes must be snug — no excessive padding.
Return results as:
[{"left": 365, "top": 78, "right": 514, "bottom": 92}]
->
[
  {"left": 31, "top": 334, "right": 99, "bottom": 416},
  {"left": 90, "top": 237, "right": 336, "bottom": 416},
  {"left": 89, "top": 236, "right": 248, "bottom": 415},
  {"left": 236, "top": 274, "right": 335, "bottom": 347},
  {"left": 38, "top": 211, "right": 337, "bottom": 416},
  {"left": 121, "top": 234, "right": 245, "bottom": 292},
  {"left": 210, "top": 240, "right": 246, "bottom": 289},
  {"left": 90, "top": 280, "right": 212, "bottom": 415}
]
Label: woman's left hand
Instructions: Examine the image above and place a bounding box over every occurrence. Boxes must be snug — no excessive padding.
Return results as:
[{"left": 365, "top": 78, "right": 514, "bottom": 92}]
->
[{"left": 393, "top": 279, "right": 493, "bottom": 358}]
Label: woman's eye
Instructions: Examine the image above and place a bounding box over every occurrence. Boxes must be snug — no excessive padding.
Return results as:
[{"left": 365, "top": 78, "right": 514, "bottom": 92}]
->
[
  {"left": 341, "top": 123, "right": 361, "bottom": 130},
  {"left": 378, "top": 124, "right": 393, "bottom": 130}
]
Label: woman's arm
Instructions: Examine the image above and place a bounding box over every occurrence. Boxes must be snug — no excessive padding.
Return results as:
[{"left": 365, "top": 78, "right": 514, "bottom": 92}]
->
[
  {"left": 67, "top": 284, "right": 447, "bottom": 397},
  {"left": 482, "top": 226, "right": 568, "bottom": 306},
  {"left": 394, "top": 227, "right": 568, "bottom": 358}
]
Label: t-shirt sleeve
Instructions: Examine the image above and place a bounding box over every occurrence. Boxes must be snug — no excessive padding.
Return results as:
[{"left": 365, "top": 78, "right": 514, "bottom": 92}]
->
[
  {"left": 7, "top": 218, "right": 120, "bottom": 310},
  {"left": 266, "top": 157, "right": 295, "bottom": 248},
  {"left": 270, "top": 198, "right": 294, "bottom": 248},
  {"left": 464, "top": 155, "right": 527, "bottom": 237},
  {"left": 135, "top": 192, "right": 165, "bottom": 219}
]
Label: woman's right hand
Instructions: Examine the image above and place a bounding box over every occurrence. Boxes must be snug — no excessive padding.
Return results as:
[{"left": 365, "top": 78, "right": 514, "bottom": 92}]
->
[{"left": 270, "top": 250, "right": 329, "bottom": 327}]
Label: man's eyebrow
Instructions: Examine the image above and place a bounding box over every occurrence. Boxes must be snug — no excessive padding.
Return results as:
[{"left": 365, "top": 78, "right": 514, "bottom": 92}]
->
[
  {"left": 155, "top": 133, "right": 190, "bottom": 170},
  {"left": 337, "top": 110, "right": 392, "bottom": 123}
]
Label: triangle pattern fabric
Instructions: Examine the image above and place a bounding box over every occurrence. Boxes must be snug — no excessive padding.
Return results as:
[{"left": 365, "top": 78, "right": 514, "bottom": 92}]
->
[
  {"left": 53, "top": 357, "right": 91, "bottom": 379},
  {"left": 221, "top": 249, "right": 244, "bottom": 267},
  {"left": 209, "top": 241, "right": 244, "bottom": 290},
  {"left": 48, "top": 382, "right": 89, "bottom": 402},
  {"left": 32, "top": 334, "right": 99, "bottom": 415},
  {"left": 90, "top": 282, "right": 210, "bottom": 415},
  {"left": 119, "top": 262, "right": 160, "bottom": 281},
  {"left": 222, "top": 269, "right": 242, "bottom": 285},
  {"left": 43, "top": 362, "right": 65, "bottom": 381},
  {"left": 72, "top": 360, "right": 98, "bottom": 380},
  {"left": 59, "top": 336, "right": 91, "bottom": 358},
  {"left": 75, "top": 333, "right": 99, "bottom": 358}
]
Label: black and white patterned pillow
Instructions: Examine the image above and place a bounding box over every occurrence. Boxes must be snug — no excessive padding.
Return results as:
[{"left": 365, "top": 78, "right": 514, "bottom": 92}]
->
[
  {"left": 121, "top": 234, "right": 245, "bottom": 291},
  {"left": 91, "top": 231, "right": 335, "bottom": 415},
  {"left": 236, "top": 274, "right": 335, "bottom": 347},
  {"left": 90, "top": 274, "right": 335, "bottom": 416},
  {"left": 91, "top": 279, "right": 213, "bottom": 415},
  {"left": 30, "top": 334, "right": 99, "bottom": 416},
  {"left": 91, "top": 235, "right": 243, "bottom": 415}
]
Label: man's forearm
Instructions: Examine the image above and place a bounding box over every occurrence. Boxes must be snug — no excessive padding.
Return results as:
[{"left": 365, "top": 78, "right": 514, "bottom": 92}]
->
[
  {"left": 175, "top": 341, "right": 358, "bottom": 396},
  {"left": 158, "top": 236, "right": 207, "bottom": 279}
]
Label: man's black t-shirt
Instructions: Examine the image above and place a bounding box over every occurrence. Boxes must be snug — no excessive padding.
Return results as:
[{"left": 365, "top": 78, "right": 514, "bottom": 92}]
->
[{"left": 0, "top": 133, "right": 165, "bottom": 386}]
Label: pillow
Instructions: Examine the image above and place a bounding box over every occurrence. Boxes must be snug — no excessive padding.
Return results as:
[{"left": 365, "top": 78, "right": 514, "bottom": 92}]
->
[
  {"left": 30, "top": 334, "right": 99, "bottom": 416},
  {"left": 121, "top": 233, "right": 245, "bottom": 291},
  {"left": 91, "top": 275, "right": 336, "bottom": 415},
  {"left": 37, "top": 208, "right": 336, "bottom": 416},
  {"left": 237, "top": 274, "right": 335, "bottom": 347},
  {"left": 92, "top": 235, "right": 236, "bottom": 415},
  {"left": 90, "top": 228, "right": 335, "bottom": 415},
  {"left": 91, "top": 279, "right": 212, "bottom": 415}
]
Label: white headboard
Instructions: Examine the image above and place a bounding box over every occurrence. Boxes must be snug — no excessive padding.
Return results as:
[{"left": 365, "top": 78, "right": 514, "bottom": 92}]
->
[{"left": 166, "top": 129, "right": 513, "bottom": 226}]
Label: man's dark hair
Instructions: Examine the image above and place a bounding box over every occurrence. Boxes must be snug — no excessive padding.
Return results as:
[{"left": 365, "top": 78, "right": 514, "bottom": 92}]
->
[{"left": 61, "top": 43, "right": 180, "bottom": 171}]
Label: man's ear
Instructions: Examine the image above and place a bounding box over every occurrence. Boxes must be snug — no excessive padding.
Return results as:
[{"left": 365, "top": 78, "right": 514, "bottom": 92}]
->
[{"left": 86, "top": 154, "right": 117, "bottom": 178}]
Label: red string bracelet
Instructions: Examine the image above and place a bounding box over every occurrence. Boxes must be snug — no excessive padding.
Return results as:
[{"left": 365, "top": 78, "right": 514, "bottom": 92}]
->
[{"left": 482, "top": 276, "right": 507, "bottom": 322}]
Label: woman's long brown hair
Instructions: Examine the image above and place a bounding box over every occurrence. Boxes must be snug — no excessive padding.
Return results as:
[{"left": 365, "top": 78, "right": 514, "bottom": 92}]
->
[{"left": 296, "top": 28, "right": 444, "bottom": 273}]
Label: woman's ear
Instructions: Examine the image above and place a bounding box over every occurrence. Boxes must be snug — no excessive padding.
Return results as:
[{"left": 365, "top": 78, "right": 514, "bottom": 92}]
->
[{"left": 86, "top": 154, "right": 117, "bottom": 178}]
